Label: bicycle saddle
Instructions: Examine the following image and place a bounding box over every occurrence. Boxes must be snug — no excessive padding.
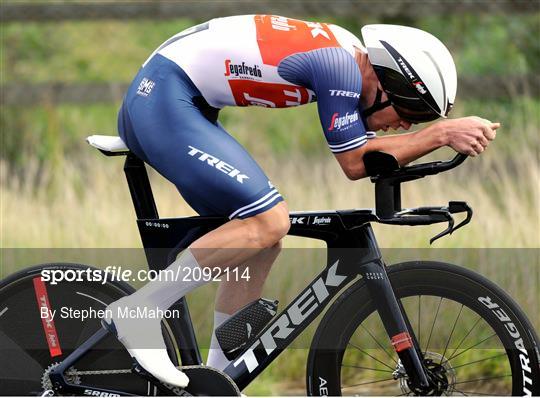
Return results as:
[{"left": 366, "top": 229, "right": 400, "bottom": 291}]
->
[{"left": 86, "top": 135, "right": 129, "bottom": 154}]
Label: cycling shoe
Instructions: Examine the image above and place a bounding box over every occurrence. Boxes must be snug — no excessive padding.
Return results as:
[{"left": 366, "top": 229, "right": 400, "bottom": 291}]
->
[{"left": 101, "top": 296, "right": 189, "bottom": 388}]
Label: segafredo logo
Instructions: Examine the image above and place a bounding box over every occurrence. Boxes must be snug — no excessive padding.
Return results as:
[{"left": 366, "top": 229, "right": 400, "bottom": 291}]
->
[
  {"left": 328, "top": 111, "right": 359, "bottom": 131},
  {"left": 312, "top": 216, "right": 331, "bottom": 225},
  {"left": 232, "top": 261, "right": 347, "bottom": 373},
  {"left": 224, "top": 60, "right": 262, "bottom": 78}
]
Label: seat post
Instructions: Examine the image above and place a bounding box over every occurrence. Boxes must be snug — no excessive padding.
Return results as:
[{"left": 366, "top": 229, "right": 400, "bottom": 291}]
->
[{"left": 123, "top": 153, "right": 159, "bottom": 219}]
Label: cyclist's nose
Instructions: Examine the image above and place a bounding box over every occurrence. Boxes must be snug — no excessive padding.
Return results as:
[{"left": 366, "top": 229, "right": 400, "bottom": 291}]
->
[
  {"left": 390, "top": 120, "right": 402, "bottom": 130},
  {"left": 400, "top": 120, "right": 412, "bottom": 130}
]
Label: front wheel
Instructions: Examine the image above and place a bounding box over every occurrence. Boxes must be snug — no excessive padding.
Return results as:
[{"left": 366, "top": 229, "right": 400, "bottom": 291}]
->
[{"left": 307, "top": 261, "right": 540, "bottom": 396}]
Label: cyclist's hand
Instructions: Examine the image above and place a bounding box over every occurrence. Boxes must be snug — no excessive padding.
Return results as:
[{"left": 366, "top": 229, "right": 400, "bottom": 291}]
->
[{"left": 439, "top": 116, "right": 500, "bottom": 156}]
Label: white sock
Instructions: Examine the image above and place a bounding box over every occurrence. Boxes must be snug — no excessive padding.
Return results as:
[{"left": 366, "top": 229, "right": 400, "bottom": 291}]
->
[
  {"left": 130, "top": 249, "right": 208, "bottom": 309},
  {"left": 206, "top": 311, "right": 232, "bottom": 370},
  {"left": 102, "top": 249, "right": 209, "bottom": 387}
]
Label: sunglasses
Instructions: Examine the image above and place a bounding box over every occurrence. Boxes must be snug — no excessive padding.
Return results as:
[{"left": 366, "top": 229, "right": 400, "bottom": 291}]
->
[{"left": 374, "top": 66, "right": 441, "bottom": 123}]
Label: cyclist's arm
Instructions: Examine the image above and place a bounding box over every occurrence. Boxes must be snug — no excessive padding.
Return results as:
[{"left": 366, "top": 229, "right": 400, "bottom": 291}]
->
[
  {"left": 335, "top": 117, "right": 499, "bottom": 180},
  {"left": 334, "top": 124, "right": 444, "bottom": 180},
  {"left": 278, "top": 47, "right": 368, "bottom": 154}
]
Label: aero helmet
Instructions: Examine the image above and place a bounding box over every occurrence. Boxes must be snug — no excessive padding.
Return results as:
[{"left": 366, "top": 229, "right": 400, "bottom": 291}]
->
[{"left": 361, "top": 24, "right": 457, "bottom": 123}]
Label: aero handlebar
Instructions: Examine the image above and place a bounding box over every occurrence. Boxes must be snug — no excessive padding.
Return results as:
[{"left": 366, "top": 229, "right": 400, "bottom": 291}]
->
[
  {"left": 398, "top": 153, "right": 468, "bottom": 177},
  {"left": 364, "top": 151, "right": 468, "bottom": 180},
  {"left": 363, "top": 151, "right": 472, "bottom": 243}
]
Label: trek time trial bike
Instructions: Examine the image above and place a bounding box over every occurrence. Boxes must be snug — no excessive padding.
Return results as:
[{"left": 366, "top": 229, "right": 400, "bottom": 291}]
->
[{"left": 0, "top": 135, "right": 538, "bottom": 396}]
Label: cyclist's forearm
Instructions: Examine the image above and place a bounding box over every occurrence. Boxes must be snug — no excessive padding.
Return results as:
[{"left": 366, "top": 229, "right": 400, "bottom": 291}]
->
[
  {"left": 334, "top": 123, "right": 448, "bottom": 180},
  {"left": 365, "top": 123, "right": 448, "bottom": 166}
]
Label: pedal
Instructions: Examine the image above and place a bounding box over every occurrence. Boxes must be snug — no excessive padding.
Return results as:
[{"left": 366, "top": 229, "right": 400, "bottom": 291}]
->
[{"left": 215, "top": 298, "right": 278, "bottom": 360}]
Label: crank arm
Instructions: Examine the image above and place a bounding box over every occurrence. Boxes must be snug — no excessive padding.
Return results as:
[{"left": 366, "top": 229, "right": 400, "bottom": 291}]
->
[{"left": 132, "top": 360, "right": 191, "bottom": 396}]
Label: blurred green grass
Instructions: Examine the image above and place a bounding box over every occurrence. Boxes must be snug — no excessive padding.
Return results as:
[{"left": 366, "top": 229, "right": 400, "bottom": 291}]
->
[
  {"left": 2, "top": 13, "right": 538, "bottom": 84},
  {"left": 2, "top": 97, "right": 539, "bottom": 181},
  {"left": 2, "top": 13, "right": 539, "bottom": 177}
]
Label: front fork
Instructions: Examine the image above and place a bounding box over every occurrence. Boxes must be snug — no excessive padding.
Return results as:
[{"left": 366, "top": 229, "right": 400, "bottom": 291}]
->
[{"left": 360, "top": 260, "right": 431, "bottom": 390}]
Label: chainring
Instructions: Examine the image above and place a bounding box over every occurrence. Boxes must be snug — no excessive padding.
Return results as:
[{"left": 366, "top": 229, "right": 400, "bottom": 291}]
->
[
  {"left": 40, "top": 362, "right": 240, "bottom": 396},
  {"left": 41, "top": 362, "right": 81, "bottom": 392},
  {"left": 179, "top": 366, "right": 241, "bottom": 396}
]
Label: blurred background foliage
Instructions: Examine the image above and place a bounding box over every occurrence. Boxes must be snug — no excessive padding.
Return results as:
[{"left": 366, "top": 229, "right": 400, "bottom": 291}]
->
[
  {"left": 1, "top": 8, "right": 539, "bottom": 180},
  {"left": 2, "top": 12, "right": 539, "bottom": 83}
]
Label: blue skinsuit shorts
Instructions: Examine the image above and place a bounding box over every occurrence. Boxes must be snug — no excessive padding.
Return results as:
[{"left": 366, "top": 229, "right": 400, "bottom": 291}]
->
[{"left": 118, "top": 54, "right": 283, "bottom": 219}]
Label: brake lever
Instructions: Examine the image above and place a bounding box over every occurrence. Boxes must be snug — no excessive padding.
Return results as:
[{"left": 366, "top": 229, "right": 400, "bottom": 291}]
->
[
  {"left": 429, "top": 202, "right": 473, "bottom": 244},
  {"left": 449, "top": 201, "right": 473, "bottom": 231},
  {"left": 429, "top": 210, "right": 454, "bottom": 245}
]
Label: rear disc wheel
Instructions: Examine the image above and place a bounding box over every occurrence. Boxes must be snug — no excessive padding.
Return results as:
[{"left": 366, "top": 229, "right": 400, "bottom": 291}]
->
[{"left": 0, "top": 263, "right": 179, "bottom": 396}]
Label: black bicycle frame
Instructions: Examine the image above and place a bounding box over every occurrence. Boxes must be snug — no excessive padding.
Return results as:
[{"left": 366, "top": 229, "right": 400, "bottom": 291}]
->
[{"left": 51, "top": 151, "right": 474, "bottom": 394}]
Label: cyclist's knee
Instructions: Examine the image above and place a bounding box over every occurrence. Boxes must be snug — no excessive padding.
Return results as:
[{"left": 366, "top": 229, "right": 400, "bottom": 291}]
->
[
  {"left": 271, "top": 239, "right": 283, "bottom": 251},
  {"left": 261, "top": 239, "right": 283, "bottom": 265},
  {"left": 245, "top": 202, "right": 290, "bottom": 248}
]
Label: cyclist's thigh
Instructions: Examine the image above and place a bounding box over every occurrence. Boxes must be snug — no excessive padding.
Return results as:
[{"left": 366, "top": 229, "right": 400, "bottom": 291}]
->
[{"left": 119, "top": 55, "right": 283, "bottom": 219}]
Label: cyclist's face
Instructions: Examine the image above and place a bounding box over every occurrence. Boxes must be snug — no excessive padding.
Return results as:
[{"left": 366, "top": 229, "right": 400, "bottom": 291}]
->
[{"left": 365, "top": 90, "right": 413, "bottom": 132}]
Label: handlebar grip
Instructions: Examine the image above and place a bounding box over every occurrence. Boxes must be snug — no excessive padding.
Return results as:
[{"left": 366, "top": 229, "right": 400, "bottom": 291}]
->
[
  {"left": 440, "top": 153, "right": 468, "bottom": 170},
  {"left": 402, "top": 153, "right": 468, "bottom": 176}
]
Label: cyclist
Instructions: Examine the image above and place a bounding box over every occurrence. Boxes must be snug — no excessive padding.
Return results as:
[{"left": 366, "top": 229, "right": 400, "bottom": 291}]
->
[{"left": 102, "top": 15, "right": 499, "bottom": 387}]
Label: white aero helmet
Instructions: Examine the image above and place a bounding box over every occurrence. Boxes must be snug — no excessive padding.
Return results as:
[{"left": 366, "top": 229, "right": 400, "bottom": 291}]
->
[{"left": 361, "top": 24, "right": 457, "bottom": 123}]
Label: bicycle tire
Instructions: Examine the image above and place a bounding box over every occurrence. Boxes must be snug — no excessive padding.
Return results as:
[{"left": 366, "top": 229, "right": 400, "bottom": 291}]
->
[
  {"left": 0, "top": 263, "right": 177, "bottom": 396},
  {"left": 306, "top": 261, "right": 540, "bottom": 396}
]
